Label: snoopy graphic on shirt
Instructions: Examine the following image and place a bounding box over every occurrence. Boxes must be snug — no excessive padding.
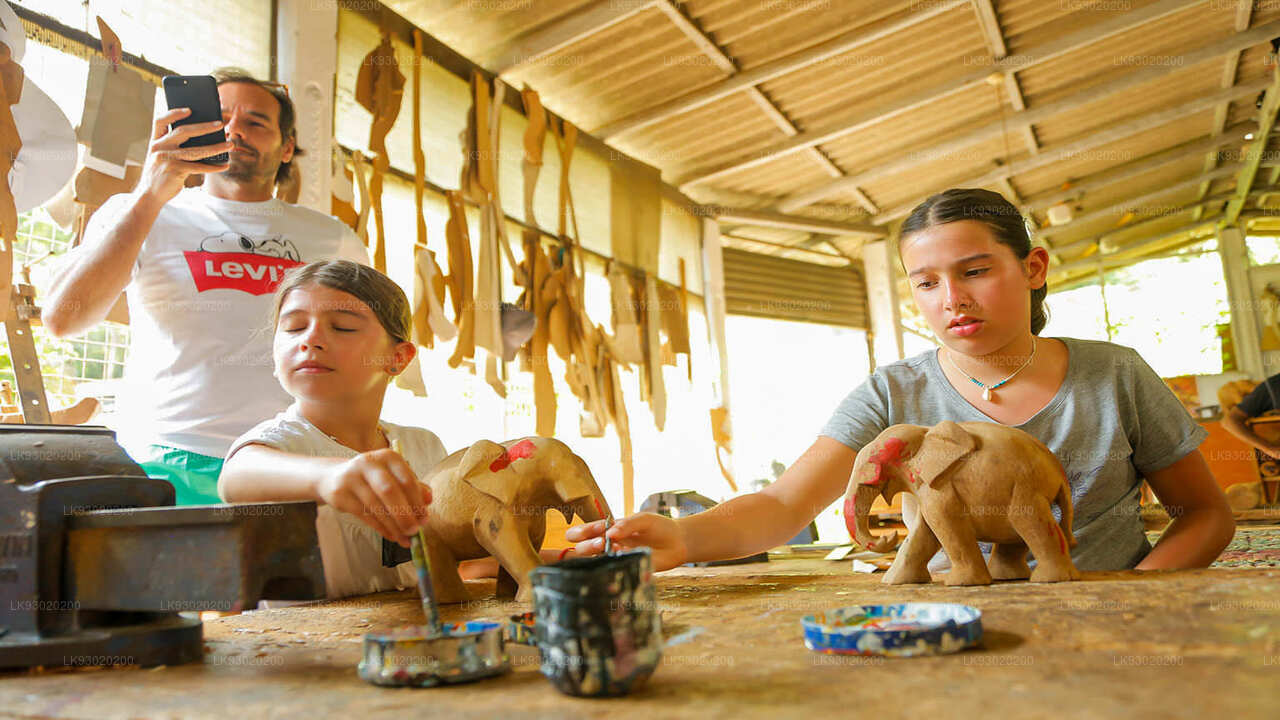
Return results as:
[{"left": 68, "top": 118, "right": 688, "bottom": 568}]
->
[{"left": 185, "top": 232, "right": 304, "bottom": 295}]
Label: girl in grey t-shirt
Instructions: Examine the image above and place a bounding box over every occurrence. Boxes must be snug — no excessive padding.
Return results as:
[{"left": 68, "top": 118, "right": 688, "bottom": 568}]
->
[{"left": 566, "top": 188, "right": 1234, "bottom": 576}]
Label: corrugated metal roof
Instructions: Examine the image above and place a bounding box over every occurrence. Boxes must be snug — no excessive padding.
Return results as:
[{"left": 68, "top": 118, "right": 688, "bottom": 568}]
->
[{"left": 388, "top": 0, "right": 1280, "bottom": 272}]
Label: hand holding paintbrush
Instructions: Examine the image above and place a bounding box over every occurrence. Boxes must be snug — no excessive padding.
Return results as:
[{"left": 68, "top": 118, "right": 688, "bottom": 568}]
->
[
  {"left": 391, "top": 439, "right": 444, "bottom": 636},
  {"left": 310, "top": 441, "right": 428, "bottom": 548},
  {"left": 564, "top": 511, "right": 689, "bottom": 570}
]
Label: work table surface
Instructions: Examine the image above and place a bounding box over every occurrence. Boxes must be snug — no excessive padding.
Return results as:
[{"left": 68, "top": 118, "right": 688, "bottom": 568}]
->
[{"left": 3, "top": 557, "right": 1277, "bottom": 720}]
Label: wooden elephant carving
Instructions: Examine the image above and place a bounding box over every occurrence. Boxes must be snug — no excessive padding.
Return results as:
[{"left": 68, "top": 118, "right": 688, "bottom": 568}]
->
[
  {"left": 420, "top": 437, "right": 610, "bottom": 603},
  {"left": 844, "top": 421, "right": 1080, "bottom": 586}
]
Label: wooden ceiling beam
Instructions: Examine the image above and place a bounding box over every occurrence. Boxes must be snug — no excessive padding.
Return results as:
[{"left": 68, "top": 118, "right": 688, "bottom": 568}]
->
[
  {"left": 478, "top": 0, "right": 660, "bottom": 75},
  {"left": 676, "top": 0, "right": 1205, "bottom": 190},
  {"left": 773, "top": 18, "right": 1280, "bottom": 212},
  {"left": 1049, "top": 218, "right": 1221, "bottom": 278},
  {"left": 971, "top": 0, "right": 1038, "bottom": 155},
  {"left": 657, "top": 1, "right": 885, "bottom": 221},
  {"left": 1194, "top": 0, "right": 1253, "bottom": 221},
  {"left": 1049, "top": 185, "right": 1279, "bottom": 258},
  {"left": 1039, "top": 162, "right": 1261, "bottom": 242},
  {"left": 654, "top": 0, "right": 735, "bottom": 73},
  {"left": 1224, "top": 65, "right": 1280, "bottom": 226},
  {"left": 1020, "top": 125, "right": 1255, "bottom": 214},
  {"left": 723, "top": 234, "right": 850, "bottom": 263},
  {"left": 593, "top": 0, "right": 968, "bottom": 138},
  {"left": 713, "top": 208, "right": 884, "bottom": 237},
  {"left": 871, "top": 77, "right": 1272, "bottom": 224}
]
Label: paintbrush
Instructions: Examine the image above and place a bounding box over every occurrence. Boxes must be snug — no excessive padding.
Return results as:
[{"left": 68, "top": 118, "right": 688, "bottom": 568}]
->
[
  {"left": 391, "top": 439, "right": 444, "bottom": 637},
  {"left": 593, "top": 497, "right": 614, "bottom": 555},
  {"left": 409, "top": 529, "right": 444, "bottom": 637}
]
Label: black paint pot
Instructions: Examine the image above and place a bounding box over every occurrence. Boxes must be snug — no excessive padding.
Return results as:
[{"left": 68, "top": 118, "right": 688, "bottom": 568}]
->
[{"left": 530, "top": 548, "right": 662, "bottom": 697}]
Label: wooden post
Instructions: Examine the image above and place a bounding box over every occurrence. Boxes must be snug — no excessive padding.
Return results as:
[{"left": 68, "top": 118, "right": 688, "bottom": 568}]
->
[
  {"left": 274, "top": 0, "right": 337, "bottom": 213},
  {"left": 1219, "top": 226, "right": 1264, "bottom": 379}
]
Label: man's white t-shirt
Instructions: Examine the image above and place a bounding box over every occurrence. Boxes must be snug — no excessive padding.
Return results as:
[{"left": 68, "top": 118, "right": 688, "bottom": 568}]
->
[
  {"left": 227, "top": 404, "right": 449, "bottom": 598},
  {"left": 80, "top": 188, "right": 369, "bottom": 457}
]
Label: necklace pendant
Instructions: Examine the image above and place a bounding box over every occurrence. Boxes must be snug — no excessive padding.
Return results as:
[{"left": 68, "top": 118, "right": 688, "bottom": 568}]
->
[{"left": 982, "top": 387, "right": 993, "bottom": 402}]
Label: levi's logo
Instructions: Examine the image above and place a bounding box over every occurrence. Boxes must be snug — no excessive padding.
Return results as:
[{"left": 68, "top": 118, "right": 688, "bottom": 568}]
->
[{"left": 184, "top": 251, "right": 302, "bottom": 295}]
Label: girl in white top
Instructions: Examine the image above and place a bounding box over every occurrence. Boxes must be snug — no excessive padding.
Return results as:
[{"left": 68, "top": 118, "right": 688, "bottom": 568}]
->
[{"left": 219, "top": 259, "right": 440, "bottom": 597}]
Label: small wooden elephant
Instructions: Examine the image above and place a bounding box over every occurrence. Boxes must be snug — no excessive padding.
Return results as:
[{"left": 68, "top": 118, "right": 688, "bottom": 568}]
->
[
  {"left": 844, "top": 421, "right": 1080, "bottom": 586},
  {"left": 418, "top": 437, "right": 610, "bottom": 603}
]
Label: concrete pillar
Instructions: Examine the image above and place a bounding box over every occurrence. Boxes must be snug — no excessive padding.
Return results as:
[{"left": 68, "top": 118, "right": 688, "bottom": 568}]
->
[
  {"left": 1219, "top": 226, "right": 1265, "bottom": 378},
  {"left": 275, "top": 0, "right": 337, "bottom": 214},
  {"left": 861, "top": 239, "right": 904, "bottom": 369}
]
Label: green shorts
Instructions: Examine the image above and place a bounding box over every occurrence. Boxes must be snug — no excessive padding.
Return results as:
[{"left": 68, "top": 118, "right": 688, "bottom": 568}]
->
[{"left": 136, "top": 444, "right": 225, "bottom": 506}]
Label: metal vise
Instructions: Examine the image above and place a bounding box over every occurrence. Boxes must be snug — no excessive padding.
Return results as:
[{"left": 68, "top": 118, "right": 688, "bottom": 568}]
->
[{"left": 0, "top": 425, "right": 326, "bottom": 669}]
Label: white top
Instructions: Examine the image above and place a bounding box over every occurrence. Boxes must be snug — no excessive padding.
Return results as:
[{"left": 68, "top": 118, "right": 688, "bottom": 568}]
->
[
  {"left": 79, "top": 187, "right": 369, "bottom": 457},
  {"left": 227, "top": 403, "right": 449, "bottom": 598}
]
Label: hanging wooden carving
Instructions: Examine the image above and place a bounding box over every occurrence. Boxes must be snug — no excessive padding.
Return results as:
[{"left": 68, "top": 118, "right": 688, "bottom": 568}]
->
[
  {"left": 641, "top": 274, "right": 666, "bottom": 431},
  {"left": 411, "top": 30, "right": 429, "bottom": 258},
  {"left": 553, "top": 118, "right": 579, "bottom": 240},
  {"left": 517, "top": 88, "right": 557, "bottom": 436},
  {"left": 518, "top": 235, "right": 557, "bottom": 436},
  {"left": 0, "top": 38, "right": 23, "bottom": 316},
  {"left": 608, "top": 263, "right": 643, "bottom": 364},
  {"left": 445, "top": 189, "right": 476, "bottom": 369},
  {"left": 405, "top": 30, "right": 456, "bottom": 358},
  {"left": 331, "top": 147, "right": 358, "bottom": 231},
  {"left": 351, "top": 150, "right": 371, "bottom": 246},
  {"left": 456, "top": 71, "right": 502, "bottom": 394},
  {"left": 355, "top": 34, "right": 404, "bottom": 273},
  {"left": 59, "top": 17, "right": 141, "bottom": 324},
  {"left": 521, "top": 86, "right": 545, "bottom": 225}
]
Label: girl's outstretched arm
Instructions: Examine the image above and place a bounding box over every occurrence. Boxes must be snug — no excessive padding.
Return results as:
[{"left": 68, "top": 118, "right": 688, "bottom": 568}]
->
[
  {"left": 1137, "top": 449, "right": 1235, "bottom": 569},
  {"left": 220, "top": 444, "right": 429, "bottom": 547},
  {"left": 568, "top": 436, "right": 859, "bottom": 571}
]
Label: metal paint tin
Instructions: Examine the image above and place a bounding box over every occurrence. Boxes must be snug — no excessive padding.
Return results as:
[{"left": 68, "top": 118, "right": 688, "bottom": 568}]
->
[
  {"left": 358, "top": 621, "right": 509, "bottom": 687},
  {"left": 530, "top": 548, "right": 662, "bottom": 697},
  {"left": 801, "top": 603, "right": 983, "bottom": 657},
  {"left": 505, "top": 611, "right": 538, "bottom": 646}
]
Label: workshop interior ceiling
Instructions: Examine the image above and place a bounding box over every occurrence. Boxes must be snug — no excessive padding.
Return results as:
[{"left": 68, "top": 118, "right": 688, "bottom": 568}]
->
[{"left": 389, "top": 0, "right": 1280, "bottom": 280}]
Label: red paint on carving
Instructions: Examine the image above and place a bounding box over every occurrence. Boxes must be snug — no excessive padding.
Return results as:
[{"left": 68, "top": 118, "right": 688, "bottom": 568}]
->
[
  {"left": 488, "top": 439, "right": 537, "bottom": 472},
  {"left": 558, "top": 547, "right": 573, "bottom": 561},
  {"left": 592, "top": 497, "right": 606, "bottom": 520},
  {"left": 870, "top": 437, "right": 907, "bottom": 466},
  {"left": 844, "top": 493, "right": 860, "bottom": 544},
  {"left": 1050, "top": 521, "right": 1068, "bottom": 556},
  {"left": 863, "top": 437, "right": 908, "bottom": 487}
]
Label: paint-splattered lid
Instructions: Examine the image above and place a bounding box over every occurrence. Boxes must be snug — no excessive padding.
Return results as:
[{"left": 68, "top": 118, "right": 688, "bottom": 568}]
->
[{"left": 801, "top": 603, "right": 983, "bottom": 657}]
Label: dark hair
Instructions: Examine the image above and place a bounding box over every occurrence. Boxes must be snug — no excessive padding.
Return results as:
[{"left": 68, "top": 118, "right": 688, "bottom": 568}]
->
[
  {"left": 211, "top": 67, "right": 300, "bottom": 185},
  {"left": 900, "top": 188, "right": 1049, "bottom": 335},
  {"left": 272, "top": 260, "right": 412, "bottom": 344}
]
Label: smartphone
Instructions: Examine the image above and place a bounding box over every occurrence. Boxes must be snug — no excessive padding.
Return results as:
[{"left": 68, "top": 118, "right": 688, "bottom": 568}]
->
[{"left": 161, "top": 75, "right": 228, "bottom": 165}]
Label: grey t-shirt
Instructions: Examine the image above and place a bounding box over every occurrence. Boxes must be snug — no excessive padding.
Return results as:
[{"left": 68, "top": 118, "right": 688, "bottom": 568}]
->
[{"left": 820, "top": 337, "right": 1208, "bottom": 571}]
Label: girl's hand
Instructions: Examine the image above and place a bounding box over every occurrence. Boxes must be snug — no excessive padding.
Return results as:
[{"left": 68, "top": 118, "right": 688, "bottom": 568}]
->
[
  {"left": 565, "top": 513, "right": 688, "bottom": 571},
  {"left": 314, "top": 448, "right": 430, "bottom": 547}
]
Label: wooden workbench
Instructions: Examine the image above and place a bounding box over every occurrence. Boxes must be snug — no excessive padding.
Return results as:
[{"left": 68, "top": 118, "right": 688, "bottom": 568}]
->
[{"left": 3, "top": 557, "right": 1277, "bottom": 720}]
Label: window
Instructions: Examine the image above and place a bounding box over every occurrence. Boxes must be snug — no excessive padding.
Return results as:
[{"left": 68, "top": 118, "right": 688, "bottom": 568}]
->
[
  {"left": 1246, "top": 235, "right": 1280, "bottom": 266},
  {"left": 725, "top": 315, "right": 870, "bottom": 543},
  {"left": 15, "top": 1, "right": 273, "bottom": 79},
  {"left": 0, "top": 207, "right": 129, "bottom": 417},
  {"left": 1042, "top": 241, "right": 1231, "bottom": 377}
]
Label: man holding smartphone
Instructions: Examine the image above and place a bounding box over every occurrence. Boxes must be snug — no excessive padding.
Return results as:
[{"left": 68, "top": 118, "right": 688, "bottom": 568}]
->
[{"left": 44, "top": 68, "right": 369, "bottom": 505}]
